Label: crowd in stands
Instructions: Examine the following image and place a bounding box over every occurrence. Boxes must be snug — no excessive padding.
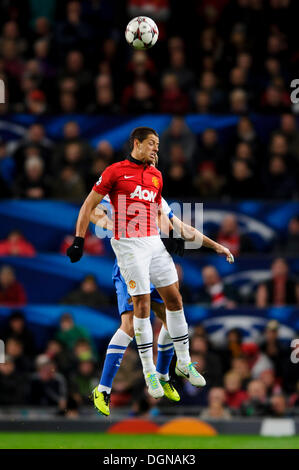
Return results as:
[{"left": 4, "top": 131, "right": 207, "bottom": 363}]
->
[
  {"left": 1, "top": 114, "right": 299, "bottom": 201},
  {"left": 0, "top": 1, "right": 298, "bottom": 200},
  {"left": 0, "top": 310, "right": 298, "bottom": 418}
]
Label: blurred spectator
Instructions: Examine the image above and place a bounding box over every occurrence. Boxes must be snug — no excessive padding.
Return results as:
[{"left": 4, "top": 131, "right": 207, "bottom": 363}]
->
[
  {"left": 0, "top": 230, "right": 36, "bottom": 256},
  {"left": 2, "top": 310, "right": 36, "bottom": 357},
  {"left": 26, "top": 354, "right": 67, "bottom": 412},
  {"left": 163, "top": 48, "right": 195, "bottom": 92},
  {"left": 54, "top": 312, "right": 92, "bottom": 351},
  {"left": 269, "top": 394, "right": 291, "bottom": 417},
  {"left": 5, "top": 337, "right": 32, "bottom": 373},
  {"left": 259, "top": 369, "right": 282, "bottom": 398},
  {"left": 69, "top": 357, "right": 98, "bottom": 406},
  {"left": 230, "top": 357, "right": 252, "bottom": 391},
  {"left": 212, "top": 214, "right": 254, "bottom": 256},
  {"left": 163, "top": 162, "right": 191, "bottom": 198},
  {"left": 12, "top": 123, "right": 52, "bottom": 176},
  {"left": 160, "top": 116, "right": 197, "bottom": 169},
  {"left": 229, "top": 88, "right": 248, "bottom": 114},
  {"left": 125, "top": 79, "right": 156, "bottom": 114},
  {"left": 0, "top": 265, "right": 27, "bottom": 306},
  {"left": 193, "top": 162, "right": 225, "bottom": 199},
  {"left": 224, "top": 159, "right": 258, "bottom": 199},
  {"left": 0, "top": 355, "right": 26, "bottom": 405},
  {"left": 61, "top": 274, "right": 110, "bottom": 308},
  {"left": 197, "top": 128, "right": 224, "bottom": 171},
  {"left": 159, "top": 73, "right": 190, "bottom": 114},
  {"left": 217, "top": 328, "right": 244, "bottom": 373},
  {"left": 190, "top": 334, "right": 223, "bottom": 387},
  {"left": 241, "top": 342, "right": 274, "bottom": 380},
  {"left": 14, "top": 155, "right": 51, "bottom": 199},
  {"left": 289, "top": 381, "right": 299, "bottom": 408},
  {"left": 280, "top": 113, "right": 299, "bottom": 161},
  {"left": 200, "top": 387, "right": 232, "bottom": 420},
  {"left": 195, "top": 265, "right": 240, "bottom": 307},
  {"left": 278, "top": 216, "right": 299, "bottom": 255},
  {"left": 44, "top": 339, "right": 75, "bottom": 378},
  {"left": 52, "top": 166, "right": 86, "bottom": 202},
  {"left": 240, "top": 379, "right": 270, "bottom": 417},
  {"left": 54, "top": 1, "right": 93, "bottom": 59},
  {"left": 260, "top": 320, "right": 288, "bottom": 378},
  {"left": 261, "top": 85, "right": 290, "bottom": 114},
  {"left": 256, "top": 258, "right": 299, "bottom": 307},
  {"left": 262, "top": 155, "right": 297, "bottom": 199},
  {"left": 175, "top": 263, "right": 193, "bottom": 303},
  {"left": 0, "top": 139, "right": 15, "bottom": 185},
  {"left": 224, "top": 371, "right": 248, "bottom": 410}
]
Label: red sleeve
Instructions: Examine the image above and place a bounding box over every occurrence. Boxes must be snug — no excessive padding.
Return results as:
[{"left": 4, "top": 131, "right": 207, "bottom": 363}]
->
[{"left": 92, "top": 164, "right": 116, "bottom": 196}]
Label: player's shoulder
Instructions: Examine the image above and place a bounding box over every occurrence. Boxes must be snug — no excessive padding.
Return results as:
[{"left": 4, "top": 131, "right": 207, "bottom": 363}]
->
[{"left": 150, "top": 166, "right": 162, "bottom": 177}]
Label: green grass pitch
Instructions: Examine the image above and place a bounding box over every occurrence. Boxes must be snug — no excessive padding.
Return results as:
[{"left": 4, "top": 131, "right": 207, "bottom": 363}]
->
[{"left": 0, "top": 433, "right": 298, "bottom": 449}]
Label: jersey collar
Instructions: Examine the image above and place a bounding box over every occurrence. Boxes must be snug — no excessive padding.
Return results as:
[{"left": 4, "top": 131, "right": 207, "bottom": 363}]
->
[{"left": 127, "top": 154, "right": 148, "bottom": 166}]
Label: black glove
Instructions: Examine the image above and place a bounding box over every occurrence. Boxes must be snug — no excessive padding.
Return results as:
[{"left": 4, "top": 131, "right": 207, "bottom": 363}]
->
[
  {"left": 162, "top": 229, "right": 185, "bottom": 257},
  {"left": 66, "top": 236, "right": 84, "bottom": 263}
]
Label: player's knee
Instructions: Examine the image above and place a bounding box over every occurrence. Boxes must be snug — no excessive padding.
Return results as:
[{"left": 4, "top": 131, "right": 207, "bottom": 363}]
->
[
  {"left": 133, "top": 297, "right": 150, "bottom": 318},
  {"left": 165, "top": 292, "right": 183, "bottom": 311}
]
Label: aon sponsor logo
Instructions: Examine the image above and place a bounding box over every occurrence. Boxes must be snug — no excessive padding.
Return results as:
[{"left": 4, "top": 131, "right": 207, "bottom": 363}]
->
[{"left": 130, "top": 185, "right": 157, "bottom": 202}]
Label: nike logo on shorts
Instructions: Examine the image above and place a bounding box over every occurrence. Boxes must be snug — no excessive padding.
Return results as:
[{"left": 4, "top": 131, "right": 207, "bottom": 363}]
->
[{"left": 124, "top": 175, "right": 134, "bottom": 179}]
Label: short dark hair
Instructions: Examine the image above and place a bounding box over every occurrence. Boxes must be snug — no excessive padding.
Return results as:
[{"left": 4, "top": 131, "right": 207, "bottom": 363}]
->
[{"left": 129, "top": 127, "right": 158, "bottom": 151}]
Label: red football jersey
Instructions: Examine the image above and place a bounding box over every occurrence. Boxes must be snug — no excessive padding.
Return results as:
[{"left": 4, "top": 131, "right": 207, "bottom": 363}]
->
[{"left": 92, "top": 156, "right": 163, "bottom": 239}]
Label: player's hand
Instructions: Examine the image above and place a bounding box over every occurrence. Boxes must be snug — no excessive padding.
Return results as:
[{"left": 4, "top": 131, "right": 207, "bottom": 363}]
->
[
  {"left": 215, "top": 244, "right": 234, "bottom": 264},
  {"left": 66, "top": 236, "right": 84, "bottom": 263},
  {"left": 162, "top": 230, "right": 185, "bottom": 257}
]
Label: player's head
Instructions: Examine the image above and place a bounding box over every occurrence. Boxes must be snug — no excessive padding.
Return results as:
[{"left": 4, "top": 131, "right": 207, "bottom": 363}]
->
[{"left": 129, "top": 127, "right": 159, "bottom": 165}]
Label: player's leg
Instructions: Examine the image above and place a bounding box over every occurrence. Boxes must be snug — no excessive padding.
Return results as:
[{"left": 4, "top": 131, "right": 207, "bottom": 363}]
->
[
  {"left": 93, "top": 263, "right": 134, "bottom": 415},
  {"left": 111, "top": 237, "right": 163, "bottom": 398},
  {"left": 151, "top": 299, "right": 180, "bottom": 402},
  {"left": 131, "top": 293, "right": 163, "bottom": 398},
  {"left": 150, "top": 239, "right": 206, "bottom": 387}
]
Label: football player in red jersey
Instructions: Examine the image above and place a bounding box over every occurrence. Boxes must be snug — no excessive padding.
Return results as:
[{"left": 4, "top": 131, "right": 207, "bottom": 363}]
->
[{"left": 67, "top": 127, "right": 207, "bottom": 408}]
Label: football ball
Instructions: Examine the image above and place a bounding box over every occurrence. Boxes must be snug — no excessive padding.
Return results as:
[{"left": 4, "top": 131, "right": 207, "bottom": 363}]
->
[{"left": 125, "top": 16, "right": 159, "bottom": 50}]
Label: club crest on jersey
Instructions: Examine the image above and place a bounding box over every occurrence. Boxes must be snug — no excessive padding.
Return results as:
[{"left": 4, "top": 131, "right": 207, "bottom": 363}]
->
[
  {"left": 129, "top": 280, "right": 136, "bottom": 289},
  {"left": 130, "top": 185, "right": 157, "bottom": 202},
  {"left": 152, "top": 176, "right": 159, "bottom": 189}
]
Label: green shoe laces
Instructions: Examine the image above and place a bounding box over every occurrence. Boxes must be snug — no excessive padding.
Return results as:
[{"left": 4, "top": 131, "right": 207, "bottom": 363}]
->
[
  {"left": 148, "top": 374, "right": 159, "bottom": 389},
  {"left": 188, "top": 362, "right": 201, "bottom": 377}
]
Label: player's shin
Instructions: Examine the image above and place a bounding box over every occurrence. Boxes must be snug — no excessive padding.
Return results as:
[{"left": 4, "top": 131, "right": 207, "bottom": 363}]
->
[
  {"left": 165, "top": 308, "right": 191, "bottom": 367},
  {"left": 98, "top": 329, "right": 132, "bottom": 393},
  {"left": 156, "top": 325, "right": 174, "bottom": 381},
  {"left": 133, "top": 316, "right": 156, "bottom": 375}
]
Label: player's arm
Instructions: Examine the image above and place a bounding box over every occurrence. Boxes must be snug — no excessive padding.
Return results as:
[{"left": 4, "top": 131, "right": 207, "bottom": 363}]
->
[
  {"left": 171, "top": 214, "right": 234, "bottom": 263},
  {"left": 67, "top": 190, "right": 104, "bottom": 263},
  {"left": 90, "top": 205, "right": 114, "bottom": 231}
]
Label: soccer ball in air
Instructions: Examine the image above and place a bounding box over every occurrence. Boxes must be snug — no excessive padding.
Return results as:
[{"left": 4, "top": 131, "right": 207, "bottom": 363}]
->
[{"left": 125, "top": 16, "right": 159, "bottom": 50}]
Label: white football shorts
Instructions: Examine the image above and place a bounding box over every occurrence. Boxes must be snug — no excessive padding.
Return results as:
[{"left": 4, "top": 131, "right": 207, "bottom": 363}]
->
[{"left": 111, "top": 235, "right": 178, "bottom": 296}]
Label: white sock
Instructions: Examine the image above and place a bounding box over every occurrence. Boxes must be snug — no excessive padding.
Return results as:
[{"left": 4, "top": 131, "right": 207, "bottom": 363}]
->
[
  {"left": 156, "top": 325, "right": 173, "bottom": 381},
  {"left": 133, "top": 316, "right": 156, "bottom": 375},
  {"left": 166, "top": 308, "right": 191, "bottom": 367}
]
